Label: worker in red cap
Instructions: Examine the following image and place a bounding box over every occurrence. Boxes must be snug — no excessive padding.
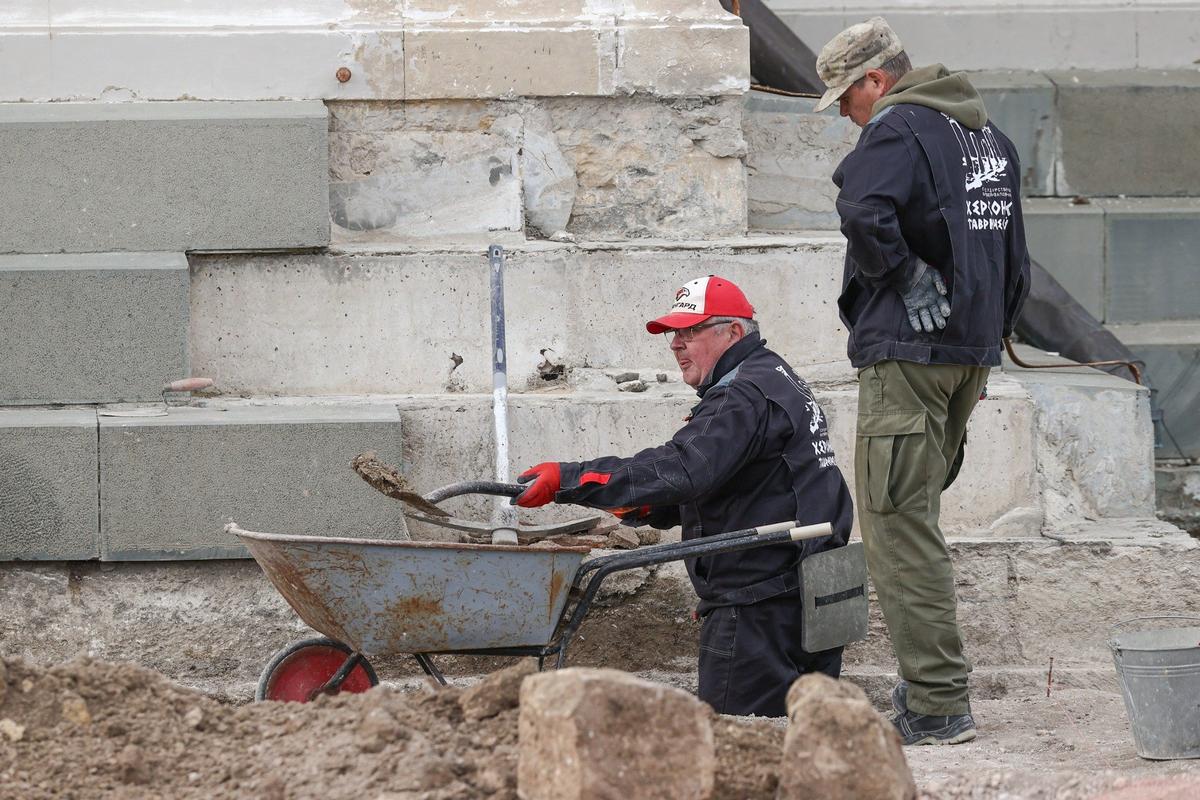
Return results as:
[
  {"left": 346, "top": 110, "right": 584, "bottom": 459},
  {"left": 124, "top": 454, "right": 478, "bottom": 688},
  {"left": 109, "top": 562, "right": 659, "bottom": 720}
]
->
[{"left": 515, "top": 275, "right": 855, "bottom": 717}]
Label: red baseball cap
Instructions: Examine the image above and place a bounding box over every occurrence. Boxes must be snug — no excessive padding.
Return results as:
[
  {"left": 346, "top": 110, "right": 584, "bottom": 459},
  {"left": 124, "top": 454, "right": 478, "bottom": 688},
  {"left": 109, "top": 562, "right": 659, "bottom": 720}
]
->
[{"left": 646, "top": 276, "right": 755, "bottom": 334}]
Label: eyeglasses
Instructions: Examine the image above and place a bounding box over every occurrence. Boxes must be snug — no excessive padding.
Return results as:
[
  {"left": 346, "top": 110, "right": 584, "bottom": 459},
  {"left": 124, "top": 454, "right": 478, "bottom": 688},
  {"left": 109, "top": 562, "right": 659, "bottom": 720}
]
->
[{"left": 662, "top": 320, "right": 730, "bottom": 343}]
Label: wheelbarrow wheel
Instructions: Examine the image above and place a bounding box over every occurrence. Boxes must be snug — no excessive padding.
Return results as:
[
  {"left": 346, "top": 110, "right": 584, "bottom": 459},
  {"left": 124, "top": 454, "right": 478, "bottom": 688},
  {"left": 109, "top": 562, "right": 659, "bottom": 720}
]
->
[{"left": 255, "top": 637, "right": 379, "bottom": 702}]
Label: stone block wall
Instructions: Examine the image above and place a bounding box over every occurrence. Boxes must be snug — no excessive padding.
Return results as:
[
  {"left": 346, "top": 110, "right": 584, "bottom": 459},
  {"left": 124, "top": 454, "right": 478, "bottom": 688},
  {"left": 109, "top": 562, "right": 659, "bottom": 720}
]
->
[
  {"left": 0, "top": 253, "right": 189, "bottom": 404},
  {"left": 0, "top": 102, "right": 330, "bottom": 254}
]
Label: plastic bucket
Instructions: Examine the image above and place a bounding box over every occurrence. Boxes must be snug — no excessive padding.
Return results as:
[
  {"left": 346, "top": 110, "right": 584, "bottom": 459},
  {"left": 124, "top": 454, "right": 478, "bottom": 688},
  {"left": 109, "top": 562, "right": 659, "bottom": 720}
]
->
[{"left": 1109, "top": 616, "right": 1200, "bottom": 760}]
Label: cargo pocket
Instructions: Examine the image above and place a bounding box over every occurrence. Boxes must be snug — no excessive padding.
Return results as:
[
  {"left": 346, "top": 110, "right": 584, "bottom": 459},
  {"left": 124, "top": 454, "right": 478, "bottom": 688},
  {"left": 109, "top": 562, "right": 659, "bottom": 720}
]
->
[{"left": 856, "top": 411, "right": 929, "bottom": 514}]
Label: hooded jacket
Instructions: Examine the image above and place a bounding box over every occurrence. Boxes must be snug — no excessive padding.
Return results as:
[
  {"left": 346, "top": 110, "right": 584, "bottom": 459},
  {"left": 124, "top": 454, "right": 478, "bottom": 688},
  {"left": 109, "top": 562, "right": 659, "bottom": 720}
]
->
[
  {"left": 552, "top": 333, "right": 854, "bottom": 610},
  {"left": 833, "top": 64, "right": 1031, "bottom": 367}
]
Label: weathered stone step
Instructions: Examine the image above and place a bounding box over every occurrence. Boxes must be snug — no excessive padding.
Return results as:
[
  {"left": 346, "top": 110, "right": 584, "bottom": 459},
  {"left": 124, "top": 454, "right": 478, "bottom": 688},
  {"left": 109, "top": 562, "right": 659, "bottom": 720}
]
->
[
  {"left": 0, "top": 101, "right": 328, "bottom": 254},
  {"left": 1108, "top": 321, "right": 1200, "bottom": 463},
  {"left": 0, "top": 350, "right": 1153, "bottom": 560},
  {"left": 0, "top": 404, "right": 408, "bottom": 561},
  {"left": 2, "top": 525, "right": 1188, "bottom": 693},
  {"left": 189, "top": 236, "right": 847, "bottom": 396},
  {"left": 0, "top": 252, "right": 189, "bottom": 404}
]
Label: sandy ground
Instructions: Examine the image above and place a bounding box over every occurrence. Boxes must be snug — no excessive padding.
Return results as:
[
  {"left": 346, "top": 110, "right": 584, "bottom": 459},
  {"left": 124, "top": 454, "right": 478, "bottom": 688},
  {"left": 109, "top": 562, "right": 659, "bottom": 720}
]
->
[{"left": 3, "top": 655, "right": 1200, "bottom": 800}]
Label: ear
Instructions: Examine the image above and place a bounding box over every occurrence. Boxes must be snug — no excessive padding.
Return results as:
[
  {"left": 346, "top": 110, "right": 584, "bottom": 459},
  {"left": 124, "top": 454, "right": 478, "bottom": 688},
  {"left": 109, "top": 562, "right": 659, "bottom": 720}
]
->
[
  {"left": 864, "top": 68, "right": 890, "bottom": 91},
  {"left": 728, "top": 320, "right": 746, "bottom": 340}
]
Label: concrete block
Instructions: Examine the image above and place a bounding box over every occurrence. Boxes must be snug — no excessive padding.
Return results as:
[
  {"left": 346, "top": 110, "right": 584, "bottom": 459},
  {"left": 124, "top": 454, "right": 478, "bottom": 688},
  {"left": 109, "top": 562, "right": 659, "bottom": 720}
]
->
[
  {"left": 1108, "top": 321, "right": 1200, "bottom": 461},
  {"left": 773, "top": 6, "right": 1139, "bottom": 72},
  {"left": 1135, "top": 7, "right": 1200, "bottom": 70},
  {"left": 0, "top": 101, "right": 329, "bottom": 253},
  {"left": 404, "top": 27, "right": 609, "bottom": 99},
  {"left": 518, "top": 668, "right": 715, "bottom": 800},
  {"left": 383, "top": 376, "right": 1039, "bottom": 541},
  {"left": 0, "top": 409, "right": 99, "bottom": 561},
  {"left": 743, "top": 92, "right": 857, "bottom": 231},
  {"left": 1097, "top": 198, "right": 1200, "bottom": 323},
  {"left": 0, "top": 253, "right": 188, "bottom": 404},
  {"left": 1051, "top": 71, "right": 1200, "bottom": 197},
  {"left": 970, "top": 70, "right": 1056, "bottom": 196},
  {"left": 1004, "top": 349, "right": 1156, "bottom": 522},
  {"left": 98, "top": 404, "right": 408, "bottom": 560},
  {"left": 189, "top": 237, "right": 846, "bottom": 395},
  {"left": 1022, "top": 198, "right": 1105, "bottom": 320},
  {"left": 615, "top": 20, "right": 749, "bottom": 96}
]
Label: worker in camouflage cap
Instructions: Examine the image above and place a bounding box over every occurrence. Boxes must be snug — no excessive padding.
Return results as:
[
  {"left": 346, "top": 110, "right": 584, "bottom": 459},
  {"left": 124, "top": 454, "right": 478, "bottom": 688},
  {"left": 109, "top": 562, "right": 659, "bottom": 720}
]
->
[{"left": 813, "top": 16, "right": 903, "bottom": 113}]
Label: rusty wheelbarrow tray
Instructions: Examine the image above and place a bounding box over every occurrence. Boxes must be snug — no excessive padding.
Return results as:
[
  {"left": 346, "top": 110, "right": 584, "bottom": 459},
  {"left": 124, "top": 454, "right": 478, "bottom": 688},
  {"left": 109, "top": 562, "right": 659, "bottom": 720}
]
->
[{"left": 228, "top": 519, "right": 834, "bottom": 700}]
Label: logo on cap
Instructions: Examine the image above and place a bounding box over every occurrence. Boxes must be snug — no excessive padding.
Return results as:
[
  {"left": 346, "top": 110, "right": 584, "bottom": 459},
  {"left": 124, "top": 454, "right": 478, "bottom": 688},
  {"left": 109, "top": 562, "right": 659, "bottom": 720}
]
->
[{"left": 675, "top": 287, "right": 691, "bottom": 301}]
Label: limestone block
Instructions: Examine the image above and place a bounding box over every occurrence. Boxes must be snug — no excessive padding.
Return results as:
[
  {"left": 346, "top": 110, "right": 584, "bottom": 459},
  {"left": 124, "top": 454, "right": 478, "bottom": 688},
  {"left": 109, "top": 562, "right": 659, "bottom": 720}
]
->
[
  {"left": 545, "top": 95, "right": 747, "bottom": 239},
  {"left": 743, "top": 92, "right": 857, "bottom": 231},
  {"left": 0, "top": 410, "right": 99, "bottom": 561},
  {"left": 0, "top": 102, "right": 328, "bottom": 253},
  {"left": 329, "top": 122, "right": 522, "bottom": 242},
  {"left": 970, "top": 70, "right": 1056, "bottom": 196},
  {"left": 518, "top": 667, "right": 715, "bottom": 800},
  {"left": 615, "top": 21, "right": 749, "bottom": 96},
  {"left": 98, "top": 404, "right": 408, "bottom": 560},
  {"left": 1023, "top": 199, "right": 1105, "bottom": 320},
  {"left": 1052, "top": 71, "right": 1200, "bottom": 197},
  {"left": 1005, "top": 359, "right": 1155, "bottom": 523},
  {"left": 0, "top": 253, "right": 188, "bottom": 404},
  {"left": 779, "top": 674, "right": 915, "bottom": 800},
  {"left": 1097, "top": 198, "right": 1200, "bottom": 324},
  {"left": 188, "top": 237, "right": 845, "bottom": 395},
  {"left": 404, "top": 27, "right": 609, "bottom": 99},
  {"left": 520, "top": 107, "right": 575, "bottom": 237}
]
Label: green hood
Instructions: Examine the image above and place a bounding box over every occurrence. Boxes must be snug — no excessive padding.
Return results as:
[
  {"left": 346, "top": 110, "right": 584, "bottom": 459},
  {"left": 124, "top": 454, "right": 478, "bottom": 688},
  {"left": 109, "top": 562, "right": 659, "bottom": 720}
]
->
[{"left": 871, "top": 64, "right": 988, "bottom": 129}]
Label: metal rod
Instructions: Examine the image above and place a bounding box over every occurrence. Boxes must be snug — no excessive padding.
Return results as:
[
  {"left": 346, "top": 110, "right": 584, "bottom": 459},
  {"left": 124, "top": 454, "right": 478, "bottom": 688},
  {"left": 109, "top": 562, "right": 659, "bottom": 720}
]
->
[
  {"left": 309, "top": 651, "right": 364, "bottom": 700},
  {"left": 413, "top": 653, "right": 448, "bottom": 686},
  {"left": 1004, "top": 337, "right": 1142, "bottom": 385},
  {"left": 489, "top": 244, "right": 519, "bottom": 545}
]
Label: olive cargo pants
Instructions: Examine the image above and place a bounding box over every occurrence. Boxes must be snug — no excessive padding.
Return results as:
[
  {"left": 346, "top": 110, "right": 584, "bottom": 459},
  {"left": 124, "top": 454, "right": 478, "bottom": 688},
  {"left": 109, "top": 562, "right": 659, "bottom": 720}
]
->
[{"left": 855, "top": 360, "right": 990, "bottom": 716}]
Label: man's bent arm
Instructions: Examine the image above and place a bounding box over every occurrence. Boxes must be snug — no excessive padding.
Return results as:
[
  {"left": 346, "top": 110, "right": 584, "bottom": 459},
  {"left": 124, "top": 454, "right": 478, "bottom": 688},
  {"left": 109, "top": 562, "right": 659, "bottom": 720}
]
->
[
  {"left": 835, "top": 123, "right": 920, "bottom": 288},
  {"left": 554, "top": 382, "right": 768, "bottom": 511}
]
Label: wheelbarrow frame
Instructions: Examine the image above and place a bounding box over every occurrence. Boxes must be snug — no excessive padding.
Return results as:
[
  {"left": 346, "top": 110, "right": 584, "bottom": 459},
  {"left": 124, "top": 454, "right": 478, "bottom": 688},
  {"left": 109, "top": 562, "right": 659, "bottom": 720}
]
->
[{"left": 232, "top": 518, "right": 833, "bottom": 695}]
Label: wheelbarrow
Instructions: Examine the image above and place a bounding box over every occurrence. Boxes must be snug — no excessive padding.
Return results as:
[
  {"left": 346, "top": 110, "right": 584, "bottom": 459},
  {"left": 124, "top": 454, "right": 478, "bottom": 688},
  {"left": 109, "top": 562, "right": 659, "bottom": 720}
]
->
[{"left": 228, "top": 484, "right": 833, "bottom": 703}]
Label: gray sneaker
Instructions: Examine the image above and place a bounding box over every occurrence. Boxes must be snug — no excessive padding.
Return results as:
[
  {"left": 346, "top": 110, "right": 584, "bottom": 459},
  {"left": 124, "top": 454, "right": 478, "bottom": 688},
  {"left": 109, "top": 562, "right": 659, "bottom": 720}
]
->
[{"left": 892, "top": 709, "right": 977, "bottom": 746}]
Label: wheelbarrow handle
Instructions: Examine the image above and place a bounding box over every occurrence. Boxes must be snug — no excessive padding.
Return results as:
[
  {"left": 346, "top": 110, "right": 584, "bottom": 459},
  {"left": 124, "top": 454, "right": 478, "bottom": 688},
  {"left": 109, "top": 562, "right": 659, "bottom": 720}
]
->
[
  {"left": 424, "top": 481, "right": 523, "bottom": 504},
  {"left": 551, "top": 521, "right": 833, "bottom": 668}
]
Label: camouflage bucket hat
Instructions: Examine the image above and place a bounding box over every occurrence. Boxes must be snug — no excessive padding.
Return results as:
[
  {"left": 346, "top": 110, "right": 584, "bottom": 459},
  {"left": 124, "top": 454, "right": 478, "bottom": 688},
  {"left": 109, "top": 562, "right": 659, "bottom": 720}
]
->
[{"left": 813, "top": 17, "right": 903, "bottom": 112}]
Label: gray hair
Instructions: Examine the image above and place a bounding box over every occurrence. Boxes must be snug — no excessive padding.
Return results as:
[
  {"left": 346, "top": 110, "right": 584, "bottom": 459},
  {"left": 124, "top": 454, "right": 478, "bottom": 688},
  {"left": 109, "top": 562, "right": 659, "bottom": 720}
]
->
[
  {"left": 710, "top": 316, "right": 759, "bottom": 336},
  {"left": 851, "top": 50, "right": 912, "bottom": 88}
]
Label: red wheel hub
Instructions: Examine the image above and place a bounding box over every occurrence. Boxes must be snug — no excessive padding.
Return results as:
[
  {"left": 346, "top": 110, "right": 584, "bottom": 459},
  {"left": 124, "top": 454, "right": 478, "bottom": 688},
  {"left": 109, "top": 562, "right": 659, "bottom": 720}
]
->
[{"left": 262, "top": 644, "right": 376, "bottom": 702}]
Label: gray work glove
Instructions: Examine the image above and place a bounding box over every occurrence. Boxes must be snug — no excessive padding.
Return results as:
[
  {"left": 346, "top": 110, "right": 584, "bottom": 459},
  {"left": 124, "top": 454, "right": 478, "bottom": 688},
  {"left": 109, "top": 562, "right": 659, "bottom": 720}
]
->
[{"left": 899, "top": 260, "right": 951, "bottom": 333}]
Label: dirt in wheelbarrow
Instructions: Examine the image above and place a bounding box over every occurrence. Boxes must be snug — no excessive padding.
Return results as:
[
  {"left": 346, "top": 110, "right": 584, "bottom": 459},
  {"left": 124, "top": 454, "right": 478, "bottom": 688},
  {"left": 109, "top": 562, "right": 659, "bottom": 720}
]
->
[{"left": 0, "top": 655, "right": 785, "bottom": 800}]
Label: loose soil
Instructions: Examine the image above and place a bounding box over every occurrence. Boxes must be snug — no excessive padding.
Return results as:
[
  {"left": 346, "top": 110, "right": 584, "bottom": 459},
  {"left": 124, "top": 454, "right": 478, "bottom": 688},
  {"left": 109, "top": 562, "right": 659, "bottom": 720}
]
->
[{"left": 3, "top": 656, "right": 1200, "bottom": 800}]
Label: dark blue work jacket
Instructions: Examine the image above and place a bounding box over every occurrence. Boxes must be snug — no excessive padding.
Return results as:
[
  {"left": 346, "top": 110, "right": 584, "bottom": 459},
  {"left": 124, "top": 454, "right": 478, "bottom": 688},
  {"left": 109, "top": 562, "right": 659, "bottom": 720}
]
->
[
  {"left": 554, "top": 334, "right": 854, "bottom": 610},
  {"left": 833, "top": 104, "right": 1031, "bottom": 368}
]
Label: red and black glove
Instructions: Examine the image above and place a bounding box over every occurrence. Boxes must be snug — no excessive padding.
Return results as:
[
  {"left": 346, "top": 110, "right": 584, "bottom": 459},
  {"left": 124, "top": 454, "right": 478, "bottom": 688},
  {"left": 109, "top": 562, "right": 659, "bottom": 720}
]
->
[
  {"left": 513, "top": 462, "right": 562, "bottom": 508},
  {"left": 607, "top": 505, "right": 652, "bottom": 525}
]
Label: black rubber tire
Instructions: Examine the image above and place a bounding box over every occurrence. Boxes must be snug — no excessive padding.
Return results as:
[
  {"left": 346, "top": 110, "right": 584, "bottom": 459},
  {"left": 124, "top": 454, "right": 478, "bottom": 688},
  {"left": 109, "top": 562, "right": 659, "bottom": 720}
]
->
[{"left": 255, "top": 636, "right": 379, "bottom": 702}]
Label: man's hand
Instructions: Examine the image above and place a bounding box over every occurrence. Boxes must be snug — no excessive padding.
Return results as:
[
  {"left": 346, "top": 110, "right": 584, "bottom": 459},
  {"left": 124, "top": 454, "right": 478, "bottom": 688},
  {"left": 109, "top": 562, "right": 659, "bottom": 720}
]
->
[
  {"left": 608, "top": 505, "right": 652, "bottom": 525},
  {"left": 513, "top": 462, "right": 562, "bottom": 508},
  {"left": 899, "top": 260, "right": 951, "bottom": 333}
]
